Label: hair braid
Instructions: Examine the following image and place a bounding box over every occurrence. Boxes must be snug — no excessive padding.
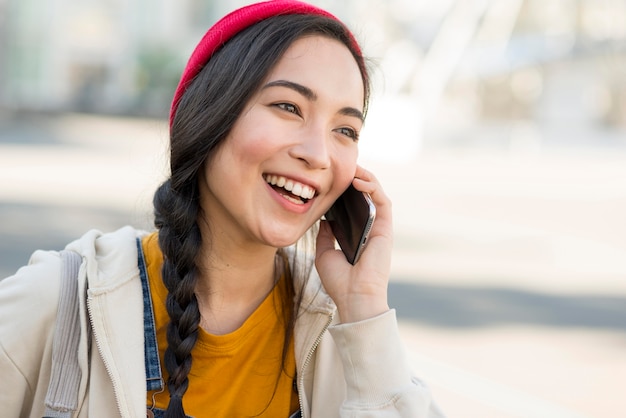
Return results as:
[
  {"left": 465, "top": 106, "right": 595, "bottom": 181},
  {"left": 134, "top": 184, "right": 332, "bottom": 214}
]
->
[{"left": 154, "top": 179, "right": 202, "bottom": 418}]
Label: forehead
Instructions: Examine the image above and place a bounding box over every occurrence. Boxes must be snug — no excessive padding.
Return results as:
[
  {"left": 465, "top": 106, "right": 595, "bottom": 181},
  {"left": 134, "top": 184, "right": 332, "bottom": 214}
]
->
[{"left": 264, "top": 35, "right": 365, "bottom": 107}]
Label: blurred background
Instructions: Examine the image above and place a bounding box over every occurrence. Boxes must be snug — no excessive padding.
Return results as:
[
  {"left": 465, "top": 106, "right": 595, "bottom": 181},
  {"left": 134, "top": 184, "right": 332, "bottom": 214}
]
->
[{"left": 1, "top": 0, "right": 625, "bottom": 416}]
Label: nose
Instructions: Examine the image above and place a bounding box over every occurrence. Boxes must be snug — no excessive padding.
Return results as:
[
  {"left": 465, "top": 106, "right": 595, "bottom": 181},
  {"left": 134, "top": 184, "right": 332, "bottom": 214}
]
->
[{"left": 289, "top": 126, "right": 331, "bottom": 169}]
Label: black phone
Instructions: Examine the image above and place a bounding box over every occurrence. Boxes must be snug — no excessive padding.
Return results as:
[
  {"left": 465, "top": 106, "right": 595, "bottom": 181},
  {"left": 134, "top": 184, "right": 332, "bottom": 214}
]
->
[{"left": 324, "top": 184, "right": 376, "bottom": 265}]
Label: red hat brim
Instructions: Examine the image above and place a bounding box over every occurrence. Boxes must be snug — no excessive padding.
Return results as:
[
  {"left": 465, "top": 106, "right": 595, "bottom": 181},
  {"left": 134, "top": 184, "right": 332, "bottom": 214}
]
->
[{"left": 169, "top": 0, "right": 361, "bottom": 128}]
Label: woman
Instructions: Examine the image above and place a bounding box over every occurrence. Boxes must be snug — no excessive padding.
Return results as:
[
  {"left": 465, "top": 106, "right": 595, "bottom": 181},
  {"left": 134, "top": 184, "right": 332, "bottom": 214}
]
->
[{"left": 0, "top": 1, "right": 445, "bottom": 417}]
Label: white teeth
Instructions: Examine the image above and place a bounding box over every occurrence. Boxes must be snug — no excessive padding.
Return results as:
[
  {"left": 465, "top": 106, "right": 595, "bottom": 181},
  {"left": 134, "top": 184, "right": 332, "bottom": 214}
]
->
[{"left": 265, "top": 174, "right": 315, "bottom": 201}]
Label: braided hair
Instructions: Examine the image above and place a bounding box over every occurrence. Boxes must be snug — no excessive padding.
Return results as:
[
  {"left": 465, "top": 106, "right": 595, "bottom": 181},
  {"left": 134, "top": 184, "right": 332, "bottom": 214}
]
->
[{"left": 153, "top": 14, "right": 370, "bottom": 418}]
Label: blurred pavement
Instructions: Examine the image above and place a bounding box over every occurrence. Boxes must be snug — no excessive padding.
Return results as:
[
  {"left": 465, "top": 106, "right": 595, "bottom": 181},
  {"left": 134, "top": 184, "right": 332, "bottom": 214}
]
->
[{"left": 1, "top": 112, "right": 625, "bottom": 417}]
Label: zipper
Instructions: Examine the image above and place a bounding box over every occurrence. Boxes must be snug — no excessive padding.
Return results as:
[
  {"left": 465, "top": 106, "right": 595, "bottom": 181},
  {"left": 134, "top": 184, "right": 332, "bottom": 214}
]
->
[
  {"left": 298, "top": 312, "right": 334, "bottom": 418},
  {"left": 86, "top": 296, "right": 128, "bottom": 418}
]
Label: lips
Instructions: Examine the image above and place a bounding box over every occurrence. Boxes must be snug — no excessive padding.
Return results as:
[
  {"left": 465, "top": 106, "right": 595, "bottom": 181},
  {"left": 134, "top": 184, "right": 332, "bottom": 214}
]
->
[{"left": 264, "top": 174, "right": 316, "bottom": 203}]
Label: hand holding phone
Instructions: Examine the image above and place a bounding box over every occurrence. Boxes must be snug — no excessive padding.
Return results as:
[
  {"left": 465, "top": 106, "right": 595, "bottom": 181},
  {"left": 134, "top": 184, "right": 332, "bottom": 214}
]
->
[{"left": 324, "top": 184, "right": 376, "bottom": 265}]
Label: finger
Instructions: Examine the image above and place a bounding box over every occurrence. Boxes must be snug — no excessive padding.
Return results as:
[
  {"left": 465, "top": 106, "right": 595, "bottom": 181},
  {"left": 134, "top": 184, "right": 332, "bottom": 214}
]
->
[
  {"left": 353, "top": 166, "right": 384, "bottom": 197},
  {"left": 354, "top": 165, "right": 373, "bottom": 179},
  {"left": 352, "top": 171, "right": 391, "bottom": 218},
  {"left": 351, "top": 168, "right": 393, "bottom": 238}
]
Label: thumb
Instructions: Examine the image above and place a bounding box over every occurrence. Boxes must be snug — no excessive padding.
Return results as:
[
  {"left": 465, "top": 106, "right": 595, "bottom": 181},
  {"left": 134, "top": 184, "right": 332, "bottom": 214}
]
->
[{"left": 316, "top": 220, "right": 338, "bottom": 259}]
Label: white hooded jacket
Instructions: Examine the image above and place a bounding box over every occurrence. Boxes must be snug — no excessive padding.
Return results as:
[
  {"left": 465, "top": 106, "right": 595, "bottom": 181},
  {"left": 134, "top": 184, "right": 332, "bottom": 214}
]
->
[{"left": 0, "top": 226, "right": 445, "bottom": 418}]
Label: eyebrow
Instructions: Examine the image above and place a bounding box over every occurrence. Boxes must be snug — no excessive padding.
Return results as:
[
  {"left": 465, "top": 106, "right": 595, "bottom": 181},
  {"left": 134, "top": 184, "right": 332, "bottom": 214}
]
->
[{"left": 262, "top": 79, "right": 364, "bottom": 122}]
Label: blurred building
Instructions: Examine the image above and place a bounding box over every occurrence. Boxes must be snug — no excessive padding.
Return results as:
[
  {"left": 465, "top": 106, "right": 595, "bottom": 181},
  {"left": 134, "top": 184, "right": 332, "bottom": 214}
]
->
[
  {"left": 0, "top": 0, "right": 233, "bottom": 117},
  {"left": 0, "top": 0, "right": 625, "bottom": 147}
]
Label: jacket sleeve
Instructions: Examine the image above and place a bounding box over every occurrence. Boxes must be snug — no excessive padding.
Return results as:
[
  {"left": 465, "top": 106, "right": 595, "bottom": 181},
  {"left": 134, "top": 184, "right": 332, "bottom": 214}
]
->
[
  {"left": 327, "top": 309, "right": 446, "bottom": 417},
  {"left": 0, "top": 250, "right": 62, "bottom": 418}
]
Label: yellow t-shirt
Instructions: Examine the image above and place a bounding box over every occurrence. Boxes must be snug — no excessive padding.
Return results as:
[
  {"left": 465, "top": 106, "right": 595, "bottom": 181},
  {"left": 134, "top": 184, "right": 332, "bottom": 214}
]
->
[{"left": 142, "top": 233, "right": 299, "bottom": 417}]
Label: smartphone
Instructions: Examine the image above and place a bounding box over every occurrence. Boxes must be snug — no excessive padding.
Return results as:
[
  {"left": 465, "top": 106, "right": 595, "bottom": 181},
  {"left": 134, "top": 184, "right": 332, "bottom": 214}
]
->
[{"left": 324, "top": 184, "right": 376, "bottom": 265}]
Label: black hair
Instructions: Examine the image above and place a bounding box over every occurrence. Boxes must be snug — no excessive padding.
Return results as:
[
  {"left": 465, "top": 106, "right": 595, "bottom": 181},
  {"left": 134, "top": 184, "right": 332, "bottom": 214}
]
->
[{"left": 153, "top": 13, "right": 370, "bottom": 418}]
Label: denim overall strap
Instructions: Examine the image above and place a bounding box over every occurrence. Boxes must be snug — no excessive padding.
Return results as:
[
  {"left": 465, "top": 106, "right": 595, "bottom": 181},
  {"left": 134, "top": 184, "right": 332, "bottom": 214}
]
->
[{"left": 136, "top": 237, "right": 164, "bottom": 392}]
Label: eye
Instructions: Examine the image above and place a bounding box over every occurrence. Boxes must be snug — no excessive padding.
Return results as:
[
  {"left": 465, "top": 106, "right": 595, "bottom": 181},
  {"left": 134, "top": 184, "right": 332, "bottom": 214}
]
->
[
  {"left": 275, "top": 102, "right": 300, "bottom": 115},
  {"left": 335, "top": 126, "right": 360, "bottom": 142}
]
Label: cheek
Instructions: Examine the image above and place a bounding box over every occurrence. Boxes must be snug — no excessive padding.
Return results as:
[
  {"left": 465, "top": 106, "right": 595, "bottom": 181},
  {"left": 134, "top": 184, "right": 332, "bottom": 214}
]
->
[
  {"left": 232, "top": 137, "right": 268, "bottom": 166},
  {"left": 331, "top": 146, "right": 359, "bottom": 191},
  {"left": 227, "top": 114, "right": 283, "bottom": 167},
  {"left": 338, "top": 146, "right": 359, "bottom": 176}
]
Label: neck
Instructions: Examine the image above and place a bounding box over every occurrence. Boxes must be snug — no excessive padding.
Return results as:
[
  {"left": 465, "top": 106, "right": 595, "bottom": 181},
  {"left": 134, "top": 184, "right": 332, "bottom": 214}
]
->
[{"left": 194, "top": 227, "right": 280, "bottom": 335}]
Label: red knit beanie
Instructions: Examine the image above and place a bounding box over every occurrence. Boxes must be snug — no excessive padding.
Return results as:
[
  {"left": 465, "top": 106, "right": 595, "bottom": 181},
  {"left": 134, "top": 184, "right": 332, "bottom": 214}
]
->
[{"left": 169, "top": 0, "right": 362, "bottom": 128}]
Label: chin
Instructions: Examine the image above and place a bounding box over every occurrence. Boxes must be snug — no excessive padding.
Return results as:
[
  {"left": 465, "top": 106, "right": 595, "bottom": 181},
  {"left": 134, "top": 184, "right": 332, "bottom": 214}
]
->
[
  {"left": 265, "top": 235, "right": 301, "bottom": 249},
  {"left": 260, "top": 226, "right": 312, "bottom": 249}
]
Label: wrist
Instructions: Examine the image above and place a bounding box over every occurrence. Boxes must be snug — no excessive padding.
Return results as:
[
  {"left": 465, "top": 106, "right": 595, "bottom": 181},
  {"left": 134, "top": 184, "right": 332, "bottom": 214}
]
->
[{"left": 335, "top": 295, "right": 389, "bottom": 324}]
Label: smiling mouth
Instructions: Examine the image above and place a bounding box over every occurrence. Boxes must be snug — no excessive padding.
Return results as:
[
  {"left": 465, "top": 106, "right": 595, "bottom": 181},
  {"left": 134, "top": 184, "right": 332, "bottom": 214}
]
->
[{"left": 264, "top": 174, "right": 316, "bottom": 205}]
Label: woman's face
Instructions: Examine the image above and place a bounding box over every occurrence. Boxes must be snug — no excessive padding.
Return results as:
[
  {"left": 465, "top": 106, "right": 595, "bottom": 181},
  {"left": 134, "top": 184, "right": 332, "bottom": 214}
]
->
[{"left": 200, "top": 35, "right": 365, "bottom": 249}]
